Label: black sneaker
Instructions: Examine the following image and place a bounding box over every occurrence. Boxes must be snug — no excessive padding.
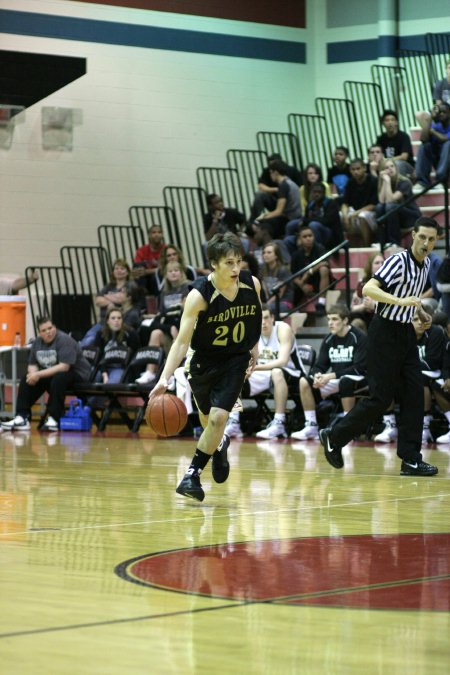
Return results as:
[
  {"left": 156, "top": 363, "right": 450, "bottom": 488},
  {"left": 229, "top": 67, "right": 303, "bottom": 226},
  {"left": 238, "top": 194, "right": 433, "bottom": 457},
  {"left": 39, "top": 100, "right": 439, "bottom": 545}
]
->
[
  {"left": 212, "top": 434, "right": 230, "bottom": 483},
  {"left": 320, "top": 427, "right": 344, "bottom": 469},
  {"left": 400, "top": 461, "right": 438, "bottom": 476},
  {"left": 176, "top": 472, "right": 205, "bottom": 501}
]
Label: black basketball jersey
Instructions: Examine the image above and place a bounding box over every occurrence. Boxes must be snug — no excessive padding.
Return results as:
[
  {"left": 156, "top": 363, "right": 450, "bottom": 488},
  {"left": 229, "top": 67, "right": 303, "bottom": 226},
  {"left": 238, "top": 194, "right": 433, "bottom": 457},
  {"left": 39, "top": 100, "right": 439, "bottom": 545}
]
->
[{"left": 190, "top": 270, "right": 262, "bottom": 358}]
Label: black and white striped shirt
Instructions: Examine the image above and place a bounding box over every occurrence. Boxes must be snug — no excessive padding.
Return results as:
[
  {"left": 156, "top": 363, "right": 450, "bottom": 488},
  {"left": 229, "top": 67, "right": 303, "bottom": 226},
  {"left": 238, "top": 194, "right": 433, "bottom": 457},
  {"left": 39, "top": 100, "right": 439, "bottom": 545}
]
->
[{"left": 373, "top": 249, "right": 430, "bottom": 323}]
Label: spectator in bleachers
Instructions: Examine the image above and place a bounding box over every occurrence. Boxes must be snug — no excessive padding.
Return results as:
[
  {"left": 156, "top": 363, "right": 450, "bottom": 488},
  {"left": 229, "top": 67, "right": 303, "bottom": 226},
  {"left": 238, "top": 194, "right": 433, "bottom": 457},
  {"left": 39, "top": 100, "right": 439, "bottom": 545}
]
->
[
  {"left": 93, "top": 307, "right": 140, "bottom": 384},
  {"left": 132, "top": 224, "right": 166, "bottom": 290},
  {"left": 260, "top": 242, "right": 294, "bottom": 315},
  {"left": 290, "top": 224, "right": 330, "bottom": 316},
  {"left": 290, "top": 304, "right": 368, "bottom": 440},
  {"left": 299, "top": 163, "right": 332, "bottom": 213},
  {"left": 350, "top": 252, "right": 385, "bottom": 332},
  {"left": 203, "top": 193, "right": 246, "bottom": 241},
  {"left": 146, "top": 243, "right": 197, "bottom": 297},
  {"left": 0, "top": 269, "right": 39, "bottom": 295},
  {"left": 327, "top": 146, "right": 351, "bottom": 196},
  {"left": 374, "top": 311, "right": 447, "bottom": 444},
  {"left": 375, "top": 109, "right": 414, "bottom": 179},
  {"left": 436, "top": 253, "right": 450, "bottom": 318},
  {"left": 250, "top": 221, "right": 290, "bottom": 265},
  {"left": 367, "top": 144, "right": 384, "bottom": 178},
  {"left": 433, "top": 338, "right": 450, "bottom": 444},
  {"left": 301, "top": 183, "right": 343, "bottom": 249},
  {"left": 248, "top": 153, "right": 302, "bottom": 223},
  {"left": 341, "top": 158, "right": 378, "bottom": 246},
  {"left": 1, "top": 316, "right": 91, "bottom": 432},
  {"left": 416, "top": 59, "right": 450, "bottom": 125},
  {"left": 375, "top": 158, "right": 421, "bottom": 246},
  {"left": 255, "top": 160, "right": 302, "bottom": 238},
  {"left": 224, "top": 305, "right": 300, "bottom": 439},
  {"left": 136, "top": 260, "right": 190, "bottom": 384},
  {"left": 414, "top": 102, "right": 450, "bottom": 191}
]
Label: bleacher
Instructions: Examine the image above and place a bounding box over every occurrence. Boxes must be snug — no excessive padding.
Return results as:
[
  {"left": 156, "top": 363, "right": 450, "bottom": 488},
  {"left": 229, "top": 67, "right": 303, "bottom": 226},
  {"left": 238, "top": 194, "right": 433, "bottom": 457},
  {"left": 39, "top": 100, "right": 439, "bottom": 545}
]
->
[{"left": 17, "top": 35, "right": 450, "bottom": 432}]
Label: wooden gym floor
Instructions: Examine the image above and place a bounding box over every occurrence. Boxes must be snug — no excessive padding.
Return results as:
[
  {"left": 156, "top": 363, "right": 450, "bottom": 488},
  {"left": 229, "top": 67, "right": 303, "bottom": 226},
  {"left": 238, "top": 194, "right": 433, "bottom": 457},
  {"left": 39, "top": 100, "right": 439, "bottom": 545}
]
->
[{"left": 1, "top": 428, "right": 449, "bottom": 674}]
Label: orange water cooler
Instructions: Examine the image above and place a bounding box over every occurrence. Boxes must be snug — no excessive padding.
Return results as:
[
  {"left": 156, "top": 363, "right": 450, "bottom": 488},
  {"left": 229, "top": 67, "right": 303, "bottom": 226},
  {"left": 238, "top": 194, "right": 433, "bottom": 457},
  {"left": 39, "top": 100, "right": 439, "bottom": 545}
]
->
[{"left": 0, "top": 295, "right": 26, "bottom": 346}]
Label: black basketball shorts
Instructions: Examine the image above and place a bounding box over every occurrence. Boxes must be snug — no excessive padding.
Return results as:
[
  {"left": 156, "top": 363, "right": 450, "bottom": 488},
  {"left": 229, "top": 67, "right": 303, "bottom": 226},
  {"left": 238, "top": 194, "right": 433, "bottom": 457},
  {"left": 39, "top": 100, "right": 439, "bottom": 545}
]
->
[{"left": 187, "top": 351, "right": 251, "bottom": 415}]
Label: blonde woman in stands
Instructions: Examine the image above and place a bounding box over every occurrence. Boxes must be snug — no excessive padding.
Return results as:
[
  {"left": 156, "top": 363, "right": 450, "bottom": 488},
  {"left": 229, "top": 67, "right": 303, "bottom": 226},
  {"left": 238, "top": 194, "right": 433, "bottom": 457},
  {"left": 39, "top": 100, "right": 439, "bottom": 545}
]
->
[{"left": 375, "top": 158, "right": 421, "bottom": 246}]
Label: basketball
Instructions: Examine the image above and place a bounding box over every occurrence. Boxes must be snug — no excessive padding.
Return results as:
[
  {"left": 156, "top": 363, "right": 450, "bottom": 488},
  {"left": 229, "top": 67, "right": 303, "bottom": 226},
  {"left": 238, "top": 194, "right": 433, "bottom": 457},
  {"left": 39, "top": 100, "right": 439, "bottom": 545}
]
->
[{"left": 145, "top": 394, "right": 188, "bottom": 436}]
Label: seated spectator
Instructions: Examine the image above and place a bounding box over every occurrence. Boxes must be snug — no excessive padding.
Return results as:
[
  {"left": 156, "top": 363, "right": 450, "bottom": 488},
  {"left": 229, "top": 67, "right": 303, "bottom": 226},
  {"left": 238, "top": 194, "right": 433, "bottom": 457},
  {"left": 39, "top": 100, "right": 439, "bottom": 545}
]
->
[
  {"left": 351, "top": 252, "right": 385, "bottom": 332},
  {"left": 436, "top": 253, "right": 450, "bottom": 317},
  {"left": 433, "top": 338, "right": 450, "bottom": 444},
  {"left": 146, "top": 243, "right": 197, "bottom": 297},
  {"left": 1, "top": 316, "right": 91, "bottom": 432},
  {"left": 375, "top": 158, "right": 421, "bottom": 246},
  {"left": 80, "top": 258, "right": 141, "bottom": 346},
  {"left": 132, "top": 224, "right": 166, "bottom": 291},
  {"left": 0, "top": 269, "right": 39, "bottom": 295},
  {"left": 290, "top": 225, "right": 330, "bottom": 316},
  {"left": 327, "top": 146, "right": 351, "bottom": 196},
  {"left": 224, "top": 305, "right": 300, "bottom": 439},
  {"left": 249, "top": 153, "right": 302, "bottom": 223},
  {"left": 256, "top": 160, "right": 302, "bottom": 239},
  {"left": 250, "top": 221, "right": 290, "bottom": 266},
  {"left": 374, "top": 312, "right": 447, "bottom": 443},
  {"left": 376, "top": 109, "right": 414, "bottom": 178},
  {"left": 136, "top": 261, "right": 190, "bottom": 383},
  {"left": 415, "top": 102, "right": 450, "bottom": 191},
  {"left": 203, "top": 193, "right": 246, "bottom": 241},
  {"left": 302, "top": 183, "right": 343, "bottom": 249},
  {"left": 93, "top": 308, "right": 140, "bottom": 384},
  {"left": 367, "top": 144, "right": 384, "bottom": 178},
  {"left": 290, "top": 304, "right": 368, "bottom": 440},
  {"left": 299, "top": 163, "right": 332, "bottom": 213},
  {"left": 341, "top": 158, "right": 378, "bottom": 246},
  {"left": 416, "top": 59, "right": 450, "bottom": 124},
  {"left": 260, "top": 242, "right": 294, "bottom": 314}
]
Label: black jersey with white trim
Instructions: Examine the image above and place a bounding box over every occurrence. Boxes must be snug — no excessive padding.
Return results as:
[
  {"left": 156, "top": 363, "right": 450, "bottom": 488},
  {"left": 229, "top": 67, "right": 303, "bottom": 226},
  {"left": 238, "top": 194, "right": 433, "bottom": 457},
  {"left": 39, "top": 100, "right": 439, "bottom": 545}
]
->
[
  {"left": 373, "top": 248, "right": 430, "bottom": 323},
  {"left": 190, "top": 269, "right": 262, "bottom": 357}
]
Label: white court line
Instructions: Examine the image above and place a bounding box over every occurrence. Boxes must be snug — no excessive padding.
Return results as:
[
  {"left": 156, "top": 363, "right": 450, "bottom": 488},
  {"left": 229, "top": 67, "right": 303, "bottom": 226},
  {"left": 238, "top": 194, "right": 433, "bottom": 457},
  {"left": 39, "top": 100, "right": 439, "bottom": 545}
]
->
[{"left": 1, "top": 491, "right": 450, "bottom": 537}]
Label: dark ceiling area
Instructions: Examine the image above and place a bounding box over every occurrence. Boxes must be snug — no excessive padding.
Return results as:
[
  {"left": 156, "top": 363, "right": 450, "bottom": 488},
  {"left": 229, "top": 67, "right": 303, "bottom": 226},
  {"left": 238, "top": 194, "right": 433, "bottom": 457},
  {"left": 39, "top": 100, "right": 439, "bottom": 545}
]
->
[{"left": 0, "top": 50, "right": 87, "bottom": 113}]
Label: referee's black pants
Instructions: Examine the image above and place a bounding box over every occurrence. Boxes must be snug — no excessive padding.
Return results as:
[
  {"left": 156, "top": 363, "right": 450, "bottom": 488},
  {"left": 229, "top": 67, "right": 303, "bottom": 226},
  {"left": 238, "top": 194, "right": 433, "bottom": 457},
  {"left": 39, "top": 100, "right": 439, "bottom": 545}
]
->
[{"left": 330, "top": 315, "right": 423, "bottom": 464}]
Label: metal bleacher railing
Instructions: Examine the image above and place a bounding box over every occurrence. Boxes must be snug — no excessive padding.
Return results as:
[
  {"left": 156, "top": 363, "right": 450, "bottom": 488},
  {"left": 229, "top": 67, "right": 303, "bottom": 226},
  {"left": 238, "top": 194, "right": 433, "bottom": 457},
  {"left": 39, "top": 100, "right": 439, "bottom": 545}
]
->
[
  {"left": 287, "top": 113, "right": 332, "bottom": 177},
  {"left": 256, "top": 131, "right": 303, "bottom": 171},
  {"left": 162, "top": 186, "right": 207, "bottom": 268},
  {"left": 97, "top": 224, "right": 144, "bottom": 267},
  {"left": 226, "top": 148, "right": 267, "bottom": 215},
  {"left": 315, "top": 96, "right": 363, "bottom": 159},
  {"left": 128, "top": 205, "right": 178, "bottom": 245},
  {"left": 425, "top": 33, "right": 450, "bottom": 85},
  {"left": 398, "top": 50, "right": 434, "bottom": 124},
  {"left": 25, "top": 265, "right": 77, "bottom": 335},
  {"left": 343, "top": 81, "right": 384, "bottom": 157}
]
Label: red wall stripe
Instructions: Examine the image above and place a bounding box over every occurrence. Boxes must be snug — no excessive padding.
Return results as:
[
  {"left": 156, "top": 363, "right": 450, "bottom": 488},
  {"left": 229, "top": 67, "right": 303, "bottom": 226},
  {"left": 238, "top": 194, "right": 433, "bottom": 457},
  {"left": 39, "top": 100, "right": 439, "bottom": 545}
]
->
[{"left": 71, "top": 0, "right": 306, "bottom": 29}]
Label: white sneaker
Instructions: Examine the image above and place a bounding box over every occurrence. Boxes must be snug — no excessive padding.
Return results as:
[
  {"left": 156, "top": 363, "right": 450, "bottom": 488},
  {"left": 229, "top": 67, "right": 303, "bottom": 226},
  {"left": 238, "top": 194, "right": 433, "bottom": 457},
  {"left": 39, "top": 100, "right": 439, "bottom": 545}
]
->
[
  {"left": 412, "top": 182, "right": 427, "bottom": 194},
  {"left": 135, "top": 371, "right": 156, "bottom": 384},
  {"left": 374, "top": 422, "right": 398, "bottom": 443},
  {"left": 290, "top": 422, "right": 319, "bottom": 440},
  {"left": 1, "top": 415, "right": 31, "bottom": 431},
  {"left": 436, "top": 430, "right": 450, "bottom": 444},
  {"left": 422, "top": 427, "right": 433, "bottom": 443},
  {"left": 224, "top": 419, "right": 243, "bottom": 439},
  {"left": 40, "top": 415, "right": 59, "bottom": 432},
  {"left": 255, "top": 419, "right": 287, "bottom": 439}
]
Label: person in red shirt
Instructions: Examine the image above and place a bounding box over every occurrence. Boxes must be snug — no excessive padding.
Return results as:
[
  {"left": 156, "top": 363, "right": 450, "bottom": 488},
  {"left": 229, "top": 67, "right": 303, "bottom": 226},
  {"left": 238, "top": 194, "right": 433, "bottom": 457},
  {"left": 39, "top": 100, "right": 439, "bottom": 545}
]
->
[{"left": 133, "top": 224, "right": 166, "bottom": 274}]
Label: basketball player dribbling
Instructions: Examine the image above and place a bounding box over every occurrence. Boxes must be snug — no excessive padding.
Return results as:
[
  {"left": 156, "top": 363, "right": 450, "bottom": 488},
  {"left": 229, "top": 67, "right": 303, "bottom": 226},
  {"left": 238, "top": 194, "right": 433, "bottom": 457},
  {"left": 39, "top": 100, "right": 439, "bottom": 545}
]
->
[{"left": 148, "top": 233, "right": 262, "bottom": 501}]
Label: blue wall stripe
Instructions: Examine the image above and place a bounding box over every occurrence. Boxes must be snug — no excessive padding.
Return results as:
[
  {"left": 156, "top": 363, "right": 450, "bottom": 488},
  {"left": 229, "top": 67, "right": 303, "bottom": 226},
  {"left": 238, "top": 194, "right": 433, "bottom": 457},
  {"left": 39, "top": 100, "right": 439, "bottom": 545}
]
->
[
  {"left": 0, "top": 9, "right": 306, "bottom": 64},
  {"left": 328, "top": 34, "right": 435, "bottom": 64}
]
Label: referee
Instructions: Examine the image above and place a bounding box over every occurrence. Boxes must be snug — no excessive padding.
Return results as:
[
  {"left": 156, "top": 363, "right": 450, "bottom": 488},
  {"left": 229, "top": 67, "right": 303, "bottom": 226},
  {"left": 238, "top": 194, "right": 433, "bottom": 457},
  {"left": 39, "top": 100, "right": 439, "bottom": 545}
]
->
[{"left": 320, "top": 217, "right": 439, "bottom": 476}]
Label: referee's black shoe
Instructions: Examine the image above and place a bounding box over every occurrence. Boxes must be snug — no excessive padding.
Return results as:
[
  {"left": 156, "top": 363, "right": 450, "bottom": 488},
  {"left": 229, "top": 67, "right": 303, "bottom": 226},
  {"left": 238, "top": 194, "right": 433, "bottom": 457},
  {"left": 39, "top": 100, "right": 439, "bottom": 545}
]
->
[
  {"left": 212, "top": 434, "right": 230, "bottom": 483},
  {"left": 320, "top": 427, "right": 344, "bottom": 469},
  {"left": 176, "top": 471, "right": 205, "bottom": 501},
  {"left": 400, "top": 461, "right": 438, "bottom": 476}
]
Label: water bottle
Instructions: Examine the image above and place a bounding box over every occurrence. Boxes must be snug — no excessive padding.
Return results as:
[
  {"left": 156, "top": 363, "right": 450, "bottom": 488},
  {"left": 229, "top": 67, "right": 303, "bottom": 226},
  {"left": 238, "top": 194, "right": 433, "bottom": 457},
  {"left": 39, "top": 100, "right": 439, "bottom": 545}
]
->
[{"left": 14, "top": 332, "right": 22, "bottom": 348}]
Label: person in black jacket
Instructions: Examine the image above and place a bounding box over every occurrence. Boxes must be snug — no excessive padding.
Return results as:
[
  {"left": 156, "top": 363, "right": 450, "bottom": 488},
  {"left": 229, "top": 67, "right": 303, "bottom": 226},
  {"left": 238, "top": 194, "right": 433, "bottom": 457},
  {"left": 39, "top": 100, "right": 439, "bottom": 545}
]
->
[
  {"left": 302, "top": 183, "right": 343, "bottom": 249},
  {"left": 291, "top": 304, "right": 367, "bottom": 440},
  {"left": 94, "top": 307, "right": 140, "bottom": 384}
]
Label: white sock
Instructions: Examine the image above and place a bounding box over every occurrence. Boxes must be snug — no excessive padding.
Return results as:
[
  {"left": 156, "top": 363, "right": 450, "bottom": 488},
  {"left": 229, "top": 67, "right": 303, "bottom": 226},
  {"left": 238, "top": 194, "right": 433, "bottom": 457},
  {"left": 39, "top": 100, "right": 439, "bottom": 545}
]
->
[
  {"left": 423, "top": 414, "right": 431, "bottom": 428},
  {"left": 274, "top": 413, "right": 286, "bottom": 422},
  {"left": 304, "top": 410, "right": 317, "bottom": 425},
  {"left": 228, "top": 412, "right": 240, "bottom": 423},
  {"left": 383, "top": 414, "right": 396, "bottom": 426},
  {"left": 444, "top": 411, "right": 450, "bottom": 424}
]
